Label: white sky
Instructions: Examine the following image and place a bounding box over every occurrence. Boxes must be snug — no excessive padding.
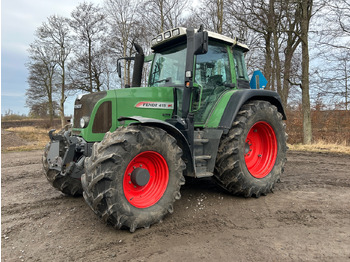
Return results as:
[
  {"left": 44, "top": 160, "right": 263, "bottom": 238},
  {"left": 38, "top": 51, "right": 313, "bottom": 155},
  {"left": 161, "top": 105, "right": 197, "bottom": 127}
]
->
[{"left": 1, "top": 0, "right": 103, "bottom": 115}]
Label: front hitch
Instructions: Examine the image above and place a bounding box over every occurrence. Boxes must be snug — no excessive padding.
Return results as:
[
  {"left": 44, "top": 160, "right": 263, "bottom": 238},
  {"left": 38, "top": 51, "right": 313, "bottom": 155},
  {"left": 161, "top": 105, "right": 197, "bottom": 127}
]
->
[{"left": 46, "top": 129, "right": 86, "bottom": 178}]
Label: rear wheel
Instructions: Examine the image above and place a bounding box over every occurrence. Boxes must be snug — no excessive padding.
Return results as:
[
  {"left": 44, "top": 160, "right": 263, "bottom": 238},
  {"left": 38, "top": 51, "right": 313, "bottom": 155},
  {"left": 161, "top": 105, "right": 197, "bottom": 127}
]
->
[
  {"left": 82, "top": 125, "right": 185, "bottom": 232},
  {"left": 214, "top": 100, "right": 287, "bottom": 197}
]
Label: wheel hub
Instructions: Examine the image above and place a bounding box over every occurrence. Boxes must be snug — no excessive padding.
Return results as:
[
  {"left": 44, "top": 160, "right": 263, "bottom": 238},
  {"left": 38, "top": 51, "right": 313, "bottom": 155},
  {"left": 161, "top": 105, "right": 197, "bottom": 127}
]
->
[
  {"left": 244, "top": 121, "right": 277, "bottom": 178},
  {"left": 131, "top": 168, "right": 150, "bottom": 187},
  {"left": 123, "top": 151, "right": 169, "bottom": 208}
]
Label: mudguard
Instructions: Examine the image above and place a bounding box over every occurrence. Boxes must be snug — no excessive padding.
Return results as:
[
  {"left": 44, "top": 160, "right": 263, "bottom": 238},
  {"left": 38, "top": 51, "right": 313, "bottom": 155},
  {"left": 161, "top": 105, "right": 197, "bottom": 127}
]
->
[
  {"left": 219, "top": 90, "right": 286, "bottom": 133},
  {"left": 118, "top": 116, "right": 195, "bottom": 176}
]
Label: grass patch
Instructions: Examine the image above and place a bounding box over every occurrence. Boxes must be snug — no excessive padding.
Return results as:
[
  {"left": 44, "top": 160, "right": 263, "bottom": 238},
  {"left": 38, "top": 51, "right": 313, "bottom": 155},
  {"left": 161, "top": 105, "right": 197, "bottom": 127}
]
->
[
  {"left": 3, "top": 126, "right": 350, "bottom": 155},
  {"left": 288, "top": 140, "right": 350, "bottom": 155},
  {"left": 2, "top": 127, "right": 50, "bottom": 152}
]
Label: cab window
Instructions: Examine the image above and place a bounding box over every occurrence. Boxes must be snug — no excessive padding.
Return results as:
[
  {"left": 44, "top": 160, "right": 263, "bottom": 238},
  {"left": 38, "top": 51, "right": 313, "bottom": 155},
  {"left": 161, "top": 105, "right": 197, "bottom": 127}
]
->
[{"left": 194, "top": 42, "right": 231, "bottom": 124}]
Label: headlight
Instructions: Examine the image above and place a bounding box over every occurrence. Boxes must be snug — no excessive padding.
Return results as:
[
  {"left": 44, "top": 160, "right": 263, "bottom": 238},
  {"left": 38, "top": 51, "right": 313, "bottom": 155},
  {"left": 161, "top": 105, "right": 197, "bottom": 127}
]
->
[{"left": 80, "top": 116, "right": 89, "bottom": 128}]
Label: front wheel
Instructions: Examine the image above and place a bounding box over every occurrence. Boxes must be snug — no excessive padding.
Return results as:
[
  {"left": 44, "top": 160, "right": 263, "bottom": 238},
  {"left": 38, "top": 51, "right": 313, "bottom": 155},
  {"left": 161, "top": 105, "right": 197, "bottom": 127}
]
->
[
  {"left": 82, "top": 125, "right": 186, "bottom": 232},
  {"left": 214, "top": 100, "right": 287, "bottom": 197},
  {"left": 42, "top": 130, "right": 83, "bottom": 196}
]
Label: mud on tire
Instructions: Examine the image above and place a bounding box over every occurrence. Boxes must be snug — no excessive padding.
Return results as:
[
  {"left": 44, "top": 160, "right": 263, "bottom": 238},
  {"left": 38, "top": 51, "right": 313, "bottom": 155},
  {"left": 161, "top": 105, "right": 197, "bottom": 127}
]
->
[
  {"left": 214, "top": 100, "right": 287, "bottom": 197},
  {"left": 82, "top": 125, "right": 186, "bottom": 232}
]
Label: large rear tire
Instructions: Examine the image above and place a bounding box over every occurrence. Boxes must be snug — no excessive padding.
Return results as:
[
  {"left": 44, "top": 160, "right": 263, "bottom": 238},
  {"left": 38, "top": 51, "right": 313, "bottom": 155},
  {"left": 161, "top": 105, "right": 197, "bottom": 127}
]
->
[
  {"left": 82, "top": 125, "right": 185, "bottom": 232},
  {"left": 214, "top": 100, "right": 287, "bottom": 197}
]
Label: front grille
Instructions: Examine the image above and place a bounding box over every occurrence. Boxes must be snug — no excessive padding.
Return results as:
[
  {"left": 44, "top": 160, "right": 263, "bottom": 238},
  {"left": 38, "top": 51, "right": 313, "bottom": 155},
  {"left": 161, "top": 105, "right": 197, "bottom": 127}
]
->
[{"left": 73, "top": 92, "right": 107, "bottom": 128}]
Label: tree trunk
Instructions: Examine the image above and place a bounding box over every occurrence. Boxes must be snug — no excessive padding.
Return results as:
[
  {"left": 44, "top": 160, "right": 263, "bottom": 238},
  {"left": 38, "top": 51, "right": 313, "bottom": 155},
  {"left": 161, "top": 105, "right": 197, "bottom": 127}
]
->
[
  {"left": 216, "top": 0, "right": 223, "bottom": 34},
  {"left": 60, "top": 62, "right": 66, "bottom": 128},
  {"left": 264, "top": 0, "right": 274, "bottom": 91},
  {"left": 300, "top": 0, "right": 313, "bottom": 144},
  {"left": 264, "top": 33, "right": 273, "bottom": 90},
  {"left": 88, "top": 38, "right": 93, "bottom": 93},
  {"left": 345, "top": 59, "right": 348, "bottom": 111},
  {"left": 48, "top": 94, "right": 54, "bottom": 127},
  {"left": 160, "top": 0, "right": 164, "bottom": 32},
  {"left": 273, "top": 27, "right": 282, "bottom": 97}
]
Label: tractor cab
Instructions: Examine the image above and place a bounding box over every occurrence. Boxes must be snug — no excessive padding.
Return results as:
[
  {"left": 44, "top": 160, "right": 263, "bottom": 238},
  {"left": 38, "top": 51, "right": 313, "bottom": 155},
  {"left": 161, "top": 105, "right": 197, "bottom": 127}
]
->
[{"left": 149, "top": 27, "right": 250, "bottom": 126}]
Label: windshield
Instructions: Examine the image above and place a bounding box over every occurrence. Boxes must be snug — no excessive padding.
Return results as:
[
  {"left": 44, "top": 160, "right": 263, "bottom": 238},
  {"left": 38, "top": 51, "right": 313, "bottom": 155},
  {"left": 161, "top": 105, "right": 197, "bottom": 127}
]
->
[{"left": 149, "top": 44, "right": 186, "bottom": 87}]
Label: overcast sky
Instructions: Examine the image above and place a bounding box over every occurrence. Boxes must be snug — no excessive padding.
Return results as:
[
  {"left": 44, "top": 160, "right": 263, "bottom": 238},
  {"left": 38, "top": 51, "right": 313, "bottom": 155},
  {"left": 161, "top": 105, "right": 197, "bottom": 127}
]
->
[{"left": 1, "top": 0, "right": 102, "bottom": 116}]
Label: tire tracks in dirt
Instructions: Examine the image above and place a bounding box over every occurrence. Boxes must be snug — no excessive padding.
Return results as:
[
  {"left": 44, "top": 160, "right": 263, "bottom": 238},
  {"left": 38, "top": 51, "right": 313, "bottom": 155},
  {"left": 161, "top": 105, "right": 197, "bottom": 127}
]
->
[{"left": 2, "top": 150, "right": 350, "bottom": 261}]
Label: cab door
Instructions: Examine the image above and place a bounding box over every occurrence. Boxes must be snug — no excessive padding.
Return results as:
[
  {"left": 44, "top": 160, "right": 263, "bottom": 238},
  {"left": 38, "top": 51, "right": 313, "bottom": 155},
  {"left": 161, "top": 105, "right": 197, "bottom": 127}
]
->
[{"left": 193, "top": 41, "right": 233, "bottom": 125}]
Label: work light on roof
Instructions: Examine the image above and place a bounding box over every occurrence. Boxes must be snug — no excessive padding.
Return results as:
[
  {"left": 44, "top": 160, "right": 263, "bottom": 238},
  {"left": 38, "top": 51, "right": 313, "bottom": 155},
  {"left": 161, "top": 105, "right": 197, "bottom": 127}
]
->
[
  {"left": 156, "top": 35, "right": 163, "bottom": 42},
  {"left": 164, "top": 31, "right": 171, "bottom": 39},
  {"left": 172, "top": 28, "right": 180, "bottom": 36},
  {"left": 151, "top": 38, "right": 157, "bottom": 46}
]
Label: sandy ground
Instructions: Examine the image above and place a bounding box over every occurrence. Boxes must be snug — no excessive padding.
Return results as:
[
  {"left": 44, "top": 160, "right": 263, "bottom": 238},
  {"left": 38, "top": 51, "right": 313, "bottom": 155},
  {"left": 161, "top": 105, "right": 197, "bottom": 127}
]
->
[{"left": 1, "top": 149, "right": 350, "bottom": 261}]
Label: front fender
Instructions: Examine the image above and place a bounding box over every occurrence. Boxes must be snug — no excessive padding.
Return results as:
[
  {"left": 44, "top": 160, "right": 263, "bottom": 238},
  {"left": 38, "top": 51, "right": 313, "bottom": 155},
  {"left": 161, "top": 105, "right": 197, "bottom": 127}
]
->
[{"left": 118, "top": 116, "right": 195, "bottom": 177}]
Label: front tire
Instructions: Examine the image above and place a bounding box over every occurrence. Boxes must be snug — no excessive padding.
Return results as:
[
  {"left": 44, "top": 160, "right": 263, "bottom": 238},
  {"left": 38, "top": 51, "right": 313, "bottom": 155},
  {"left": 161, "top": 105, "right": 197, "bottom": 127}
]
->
[
  {"left": 82, "top": 125, "right": 186, "bottom": 232},
  {"left": 42, "top": 141, "right": 83, "bottom": 197},
  {"left": 214, "top": 100, "right": 287, "bottom": 197}
]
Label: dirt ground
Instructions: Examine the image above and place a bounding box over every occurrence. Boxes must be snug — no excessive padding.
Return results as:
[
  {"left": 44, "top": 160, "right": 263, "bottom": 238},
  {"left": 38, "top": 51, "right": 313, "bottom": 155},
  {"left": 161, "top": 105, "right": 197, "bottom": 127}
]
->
[
  {"left": 2, "top": 148, "right": 350, "bottom": 261},
  {"left": 1, "top": 129, "right": 29, "bottom": 150}
]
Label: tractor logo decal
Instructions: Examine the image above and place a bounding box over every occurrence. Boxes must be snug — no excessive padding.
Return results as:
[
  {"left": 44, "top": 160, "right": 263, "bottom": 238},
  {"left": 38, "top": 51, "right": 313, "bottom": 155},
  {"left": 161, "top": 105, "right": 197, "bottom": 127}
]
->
[{"left": 135, "top": 101, "right": 174, "bottom": 109}]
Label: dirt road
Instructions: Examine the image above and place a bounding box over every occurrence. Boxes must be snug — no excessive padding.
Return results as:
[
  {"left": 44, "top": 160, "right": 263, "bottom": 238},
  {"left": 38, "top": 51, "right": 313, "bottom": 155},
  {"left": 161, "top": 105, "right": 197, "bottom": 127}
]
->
[{"left": 2, "top": 150, "right": 350, "bottom": 261}]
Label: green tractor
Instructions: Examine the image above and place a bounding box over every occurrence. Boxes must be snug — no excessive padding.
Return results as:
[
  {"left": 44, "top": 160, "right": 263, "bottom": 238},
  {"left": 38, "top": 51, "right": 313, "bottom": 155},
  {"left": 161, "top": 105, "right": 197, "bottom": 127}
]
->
[{"left": 43, "top": 26, "right": 287, "bottom": 232}]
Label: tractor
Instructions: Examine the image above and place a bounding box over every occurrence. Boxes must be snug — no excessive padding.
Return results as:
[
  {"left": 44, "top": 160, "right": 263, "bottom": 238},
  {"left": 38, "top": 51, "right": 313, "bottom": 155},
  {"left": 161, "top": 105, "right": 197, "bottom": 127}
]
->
[{"left": 43, "top": 26, "right": 287, "bottom": 232}]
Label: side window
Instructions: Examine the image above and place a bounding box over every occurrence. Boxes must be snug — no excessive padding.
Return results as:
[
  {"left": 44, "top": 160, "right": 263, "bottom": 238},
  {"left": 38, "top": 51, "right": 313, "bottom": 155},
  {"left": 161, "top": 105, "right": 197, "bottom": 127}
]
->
[
  {"left": 195, "top": 42, "right": 231, "bottom": 87},
  {"left": 232, "top": 48, "right": 249, "bottom": 81}
]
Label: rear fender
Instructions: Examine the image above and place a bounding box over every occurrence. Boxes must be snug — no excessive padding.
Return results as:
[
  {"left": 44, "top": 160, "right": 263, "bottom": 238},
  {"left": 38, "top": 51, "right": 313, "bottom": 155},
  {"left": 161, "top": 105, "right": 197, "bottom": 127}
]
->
[
  {"left": 219, "top": 90, "right": 286, "bottom": 134},
  {"left": 118, "top": 116, "right": 195, "bottom": 177}
]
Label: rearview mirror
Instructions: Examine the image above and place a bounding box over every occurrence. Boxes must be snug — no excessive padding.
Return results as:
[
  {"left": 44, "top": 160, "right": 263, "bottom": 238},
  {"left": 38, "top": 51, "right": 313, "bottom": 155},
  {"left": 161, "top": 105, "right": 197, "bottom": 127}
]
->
[
  {"left": 117, "top": 62, "right": 122, "bottom": 78},
  {"left": 194, "top": 31, "right": 208, "bottom": 55}
]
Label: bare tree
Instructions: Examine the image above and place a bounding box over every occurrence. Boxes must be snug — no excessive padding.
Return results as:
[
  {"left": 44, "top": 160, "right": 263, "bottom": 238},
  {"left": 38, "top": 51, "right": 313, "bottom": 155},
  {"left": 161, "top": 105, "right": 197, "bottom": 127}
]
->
[
  {"left": 279, "top": 0, "right": 302, "bottom": 107},
  {"left": 226, "top": 0, "right": 276, "bottom": 90},
  {"left": 37, "top": 15, "right": 72, "bottom": 127},
  {"left": 26, "top": 42, "right": 58, "bottom": 125},
  {"left": 192, "top": 0, "right": 225, "bottom": 34},
  {"left": 312, "top": 51, "right": 350, "bottom": 111},
  {"left": 29, "top": 101, "right": 59, "bottom": 118},
  {"left": 312, "top": 0, "right": 350, "bottom": 111},
  {"left": 140, "top": 0, "right": 189, "bottom": 33},
  {"left": 69, "top": 2, "right": 106, "bottom": 93},
  {"left": 104, "top": 0, "right": 139, "bottom": 87},
  {"left": 299, "top": 0, "right": 313, "bottom": 144}
]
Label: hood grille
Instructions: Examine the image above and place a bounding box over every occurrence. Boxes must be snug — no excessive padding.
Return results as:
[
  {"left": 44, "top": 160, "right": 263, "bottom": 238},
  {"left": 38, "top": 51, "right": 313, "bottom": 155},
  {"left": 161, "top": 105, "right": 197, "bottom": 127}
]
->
[{"left": 73, "top": 91, "right": 107, "bottom": 128}]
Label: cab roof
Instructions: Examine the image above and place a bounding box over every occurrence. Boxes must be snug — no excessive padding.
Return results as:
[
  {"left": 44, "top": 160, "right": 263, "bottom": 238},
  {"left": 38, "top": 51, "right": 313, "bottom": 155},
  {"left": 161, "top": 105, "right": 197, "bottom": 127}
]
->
[{"left": 151, "top": 27, "right": 249, "bottom": 52}]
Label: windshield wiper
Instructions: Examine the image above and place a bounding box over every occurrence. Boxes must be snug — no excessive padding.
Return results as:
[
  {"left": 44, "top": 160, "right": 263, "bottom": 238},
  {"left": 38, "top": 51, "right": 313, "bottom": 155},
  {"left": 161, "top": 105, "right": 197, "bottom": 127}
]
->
[{"left": 154, "top": 77, "right": 172, "bottom": 84}]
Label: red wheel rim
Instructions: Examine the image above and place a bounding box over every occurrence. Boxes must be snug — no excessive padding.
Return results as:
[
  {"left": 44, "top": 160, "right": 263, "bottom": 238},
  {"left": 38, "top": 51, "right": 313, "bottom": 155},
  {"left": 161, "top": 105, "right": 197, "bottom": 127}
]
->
[
  {"left": 244, "top": 121, "right": 277, "bottom": 178},
  {"left": 123, "top": 151, "right": 169, "bottom": 208}
]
